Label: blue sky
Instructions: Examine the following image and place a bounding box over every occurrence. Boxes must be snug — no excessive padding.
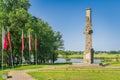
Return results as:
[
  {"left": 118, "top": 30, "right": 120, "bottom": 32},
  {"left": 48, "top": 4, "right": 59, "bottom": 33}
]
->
[{"left": 29, "top": 0, "right": 120, "bottom": 51}]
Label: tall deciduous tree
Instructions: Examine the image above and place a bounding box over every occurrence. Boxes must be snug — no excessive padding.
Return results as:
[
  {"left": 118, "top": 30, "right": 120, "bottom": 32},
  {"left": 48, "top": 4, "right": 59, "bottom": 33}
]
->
[{"left": 0, "top": 0, "right": 64, "bottom": 66}]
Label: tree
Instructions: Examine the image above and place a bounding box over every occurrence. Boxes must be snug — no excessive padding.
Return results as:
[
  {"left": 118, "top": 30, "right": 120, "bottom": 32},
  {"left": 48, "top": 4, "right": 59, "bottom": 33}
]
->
[
  {"left": 0, "top": 0, "right": 64, "bottom": 66},
  {"left": 0, "top": 0, "right": 30, "bottom": 66}
]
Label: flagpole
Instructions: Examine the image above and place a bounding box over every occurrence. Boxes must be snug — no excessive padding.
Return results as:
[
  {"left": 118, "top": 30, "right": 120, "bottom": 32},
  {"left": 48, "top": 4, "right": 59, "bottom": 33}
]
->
[
  {"left": 29, "top": 47, "right": 30, "bottom": 64},
  {"left": 10, "top": 45, "right": 13, "bottom": 68},
  {"left": 1, "top": 26, "right": 7, "bottom": 71},
  {"left": 21, "top": 30, "right": 24, "bottom": 66},
  {"left": 35, "top": 34, "right": 37, "bottom": 65},
  {"left": 22, "top": 50, "right": 23, "bottom": 66},
  {"left": 29, "top": 32, "right": 30, "bottom": 64},
  {"left": 8, "top": 28, "right": 13, "bottom": 68},
  {"left": 2, "top": 47, "right": 3, "bottom": 71},
  {"left": 10, "top": 50, "right": 13, "bottom": 68},
  {"left": 2, "top": 26, "right": 4, "bottom": 71},
  {"left": 35, "top": 50, "right": 37, "bottom": 65}
]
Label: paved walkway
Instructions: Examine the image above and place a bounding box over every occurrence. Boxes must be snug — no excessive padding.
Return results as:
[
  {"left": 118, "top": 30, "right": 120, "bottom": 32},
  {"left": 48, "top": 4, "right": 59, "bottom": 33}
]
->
[
  {"left": 7, "top": 70, "right": 35, "bottom": 80},
  {"left": 7, "top": 66, "right": 59, "bottom": 80}
]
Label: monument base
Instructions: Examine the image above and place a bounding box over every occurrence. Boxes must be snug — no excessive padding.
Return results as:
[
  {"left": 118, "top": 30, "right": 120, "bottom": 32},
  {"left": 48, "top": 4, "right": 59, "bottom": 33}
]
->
[
  {"left": 83, "top": 48, "right": 94, "bottom": 64},
  {"left": 83, "top": 52, "right": 94, "bottom": 64}
]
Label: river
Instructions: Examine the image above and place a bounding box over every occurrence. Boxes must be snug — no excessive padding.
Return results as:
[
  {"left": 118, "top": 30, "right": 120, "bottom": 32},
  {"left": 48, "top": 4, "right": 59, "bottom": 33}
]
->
[{"left": 55, "top": 58, "right": 101, "bottom": 63}]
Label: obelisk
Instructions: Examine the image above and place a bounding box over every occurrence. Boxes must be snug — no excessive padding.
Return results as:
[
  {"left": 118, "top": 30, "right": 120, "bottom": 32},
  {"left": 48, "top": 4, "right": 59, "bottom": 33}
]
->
[{"left": 83, "top": 8, "right": 94, "bottom": 64}]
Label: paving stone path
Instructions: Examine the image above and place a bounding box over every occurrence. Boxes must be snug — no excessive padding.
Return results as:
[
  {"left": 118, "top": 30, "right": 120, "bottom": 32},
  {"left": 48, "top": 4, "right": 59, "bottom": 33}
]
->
[
  {"left": 7, "top": 66, "right": 60, "bottom": 80},
  {"left": 7, "top": 70, "right": 35, "bottom": 80}
]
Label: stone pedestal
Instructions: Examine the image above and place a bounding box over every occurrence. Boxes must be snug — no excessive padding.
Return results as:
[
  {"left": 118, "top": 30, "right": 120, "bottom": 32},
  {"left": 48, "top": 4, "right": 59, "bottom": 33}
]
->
[
  {"left": 83, "top": 8, "right": 94, "bottom": 64},
  {"left": 83, "top": 49, "right": 94, "bottom": 64}
]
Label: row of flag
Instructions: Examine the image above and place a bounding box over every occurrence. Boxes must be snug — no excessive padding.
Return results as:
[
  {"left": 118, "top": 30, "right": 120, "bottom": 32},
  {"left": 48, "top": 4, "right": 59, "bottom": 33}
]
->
[{"left": 2, "top": 27, "right": 37, "bottom": 51}]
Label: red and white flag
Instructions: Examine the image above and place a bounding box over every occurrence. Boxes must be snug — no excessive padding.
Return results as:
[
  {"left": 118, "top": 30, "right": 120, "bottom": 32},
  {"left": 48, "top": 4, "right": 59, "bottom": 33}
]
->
[
  {"left": 29, "top": 32, "right": 32, "bottom": 51},
  {"left": 7, "top": 28, "right": 12, "bottom": 50},
  {"left": 22, "top": 30, "right": 24, "bottom": 51},
  {"left": 2, "top": 26, "right": 7, "bottom": 50}
]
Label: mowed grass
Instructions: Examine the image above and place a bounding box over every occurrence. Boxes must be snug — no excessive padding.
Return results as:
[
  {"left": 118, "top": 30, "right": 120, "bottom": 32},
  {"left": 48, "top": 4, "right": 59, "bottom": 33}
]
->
[
  {"left": 0, "top": 71, "right": 3, "bottom": 80},
  {"left": 13, "top": 65, "right": 44, "bottom": 70},
  {"left": 28, "top": 67, "right": 120, "bottom": 80},
  {"left": 0, "top": 65, "right": 44, "bottom": 71},
  {"left": 109, "top": 62, "right": 120, "bottom": 66},
  {"left": 1, "top": 63, "right": 120, "bottom": 80}
]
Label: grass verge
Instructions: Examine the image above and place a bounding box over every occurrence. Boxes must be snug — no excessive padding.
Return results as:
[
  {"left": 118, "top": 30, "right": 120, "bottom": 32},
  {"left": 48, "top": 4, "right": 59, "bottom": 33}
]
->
[{"left": 28, "top": 68, "right": 120, "bottom": 80}]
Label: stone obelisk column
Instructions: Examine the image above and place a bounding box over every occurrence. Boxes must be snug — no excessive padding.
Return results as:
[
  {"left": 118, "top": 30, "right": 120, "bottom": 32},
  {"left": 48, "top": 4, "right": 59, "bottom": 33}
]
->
[{"left": 83, "top": 8, "right": 94, "bottom": 64}]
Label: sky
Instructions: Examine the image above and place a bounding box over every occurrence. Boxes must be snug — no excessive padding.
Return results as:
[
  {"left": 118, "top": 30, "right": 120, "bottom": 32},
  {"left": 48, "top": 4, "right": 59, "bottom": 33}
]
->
[{"left": 29, "top": 0, "right": 120, "bottom": 51}]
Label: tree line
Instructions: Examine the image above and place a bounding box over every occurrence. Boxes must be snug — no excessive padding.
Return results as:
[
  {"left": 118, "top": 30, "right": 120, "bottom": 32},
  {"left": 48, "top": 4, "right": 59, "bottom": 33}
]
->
[
  {"left": 0, "top": 0, "right": 63, "bottom": 67},
  {"left": 58, "top": 50, "right": 120, "bottom": 56}
]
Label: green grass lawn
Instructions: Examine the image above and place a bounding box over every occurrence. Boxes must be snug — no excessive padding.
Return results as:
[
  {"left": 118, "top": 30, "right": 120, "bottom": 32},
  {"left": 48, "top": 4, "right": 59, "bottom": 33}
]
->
[
  {"left": 109, "top": 62, "right": 120, "bottom": 66},
  {"left": 0, "top": 70, "right": 8, "bottom": 80},
  {"left": 0, "top": 71, "right": 3, "bottom": 80},
  {"left": 1, "top": 63, "right": 120, "bottom": 80},
  {"left": 1, "top": 65, "right": 44, "bottom": 71},
  {"left": 13, "top": 65, "right": 44, "bottom": 70},
  {"left": 28, "top": 68, "right": 120, "bottom": 80}
]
